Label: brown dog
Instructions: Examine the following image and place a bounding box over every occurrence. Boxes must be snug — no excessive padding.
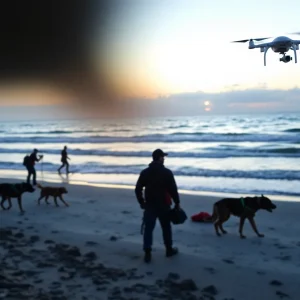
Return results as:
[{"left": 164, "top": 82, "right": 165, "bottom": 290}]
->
[
  {"left": 212, "top": 194, "right": 276, "bottom": 239},
  {"left": 37, "top": 183, "right": 69, "bottom": 207},
  {"left": 0, "top": 182, "right": 35, "bottom": 213}
]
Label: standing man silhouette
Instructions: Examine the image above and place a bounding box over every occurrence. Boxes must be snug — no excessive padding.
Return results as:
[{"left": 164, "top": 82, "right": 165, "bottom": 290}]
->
[
  {"left": 27, "top": 148, "right": 43, "bottom": 185},
  {"left": 58, "top": 146, "right": 70, "bottom": 174},
  {"left": 135, "top": 149, "right": 180, "bottom": 263}
]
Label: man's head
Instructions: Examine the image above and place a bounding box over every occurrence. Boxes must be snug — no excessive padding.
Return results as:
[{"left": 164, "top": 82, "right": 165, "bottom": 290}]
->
[
  {"left": 33, "top": 148, "right": 39, "bottom": 154},
  {"left": 152, "top": 149, "right": 168, "bottom": 163},
  {"left": 64, "top": 146, "right": 67, "bottom": 150}
]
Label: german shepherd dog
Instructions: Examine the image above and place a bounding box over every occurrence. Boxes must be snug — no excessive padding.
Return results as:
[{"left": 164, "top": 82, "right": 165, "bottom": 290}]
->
[
  {"left": 0, "top": 182, "right": 35, "bottom": 213},
  {"left": 212, "top": 195, "right": 276, "bottom": 239}
]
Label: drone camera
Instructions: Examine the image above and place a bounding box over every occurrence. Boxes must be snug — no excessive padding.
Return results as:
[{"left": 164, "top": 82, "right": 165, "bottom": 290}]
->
[{"left": 280, "top": 55, "right": 292, "bottom": 63}]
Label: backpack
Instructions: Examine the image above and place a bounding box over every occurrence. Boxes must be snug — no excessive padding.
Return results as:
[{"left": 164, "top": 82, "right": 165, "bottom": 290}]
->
[
  {"left": 169, "top": 207, "right": 188, "bottom": 225},
  {"left": 23, "top": 155, "right": 30, "bottom": 167}
]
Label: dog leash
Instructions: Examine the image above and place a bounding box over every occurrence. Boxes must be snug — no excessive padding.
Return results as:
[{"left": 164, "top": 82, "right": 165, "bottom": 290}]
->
[
  {"left": 40, "top": 157, "right": 44, "bottom": 183},
  {"left": 140, "top": 211, "right": 145, "bottom": 235}
]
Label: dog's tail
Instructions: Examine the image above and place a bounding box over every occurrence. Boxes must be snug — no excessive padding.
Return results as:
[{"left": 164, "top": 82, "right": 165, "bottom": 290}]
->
[{"left": 36, "top": 183, "right": 43, "bottom": 189}]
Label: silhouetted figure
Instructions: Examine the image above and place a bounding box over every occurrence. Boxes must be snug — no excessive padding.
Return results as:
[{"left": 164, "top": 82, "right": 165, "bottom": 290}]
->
[
  {"left": 135, "top": 149, "right": 181, "bottom": 263},
  {"left": 26, "top": 149, "right": 43, "bottom": 186},
  {"left": 58, "top": 146, "right": 70, "bottom": 174}
]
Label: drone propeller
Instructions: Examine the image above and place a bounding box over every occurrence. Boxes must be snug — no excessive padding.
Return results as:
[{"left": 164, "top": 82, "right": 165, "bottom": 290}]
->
[{"left": 232, "top": 37, "right": 270, "bottom": 43}]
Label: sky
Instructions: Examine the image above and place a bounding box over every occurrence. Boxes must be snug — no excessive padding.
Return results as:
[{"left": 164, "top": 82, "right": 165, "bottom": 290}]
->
[{"left": 0, "top": 0, "right": 300, "bottom": 120}]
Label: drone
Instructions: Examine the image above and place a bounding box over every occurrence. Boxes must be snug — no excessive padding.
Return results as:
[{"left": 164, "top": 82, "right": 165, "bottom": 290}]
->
[{"left": 233, "top": 33, "right": 300, "bottom": 66}]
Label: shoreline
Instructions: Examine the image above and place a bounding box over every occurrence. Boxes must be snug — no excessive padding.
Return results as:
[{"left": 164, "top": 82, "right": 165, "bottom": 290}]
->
[{"left": 0, "top": 169, "right": 299, "bottom": 203}]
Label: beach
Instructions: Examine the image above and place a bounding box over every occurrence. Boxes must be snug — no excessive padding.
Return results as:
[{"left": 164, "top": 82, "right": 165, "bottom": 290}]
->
[{"left": 1, "top": 178, "right": 299, "bottom": 300}]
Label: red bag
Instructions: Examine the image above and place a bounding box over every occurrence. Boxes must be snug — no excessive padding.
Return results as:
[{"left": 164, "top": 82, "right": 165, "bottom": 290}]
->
[
  {"left": 165, "top": 192, "right": 172, "bottom": 205},
  {"left": 191, "top": 212, "right": 213, "bottom": 223}
]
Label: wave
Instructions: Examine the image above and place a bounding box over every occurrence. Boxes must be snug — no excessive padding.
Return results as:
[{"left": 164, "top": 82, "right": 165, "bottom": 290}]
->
[
  {"left": 0, "top": 132, "right": 299, "bottom": 144},
  {"left": 1, "top": 162, "right": 299, "bottom": 181},
  {"left": 0, "top": 147, "right": 300, "bottom": 158},
  {"left": 4, "top": 128, "right": 137, "bottom": 135},
  {"left": 168, "top": 125, "right": 189, "bottom": 129},
  {"left": 5, "top": 130, "right": 102, "bottom": 135},
  {"left": 183, "top": 185, "right": 300, "bottom": 197},
  {"left": 283, "top": 128, "right": 300, "bottom": 133}
]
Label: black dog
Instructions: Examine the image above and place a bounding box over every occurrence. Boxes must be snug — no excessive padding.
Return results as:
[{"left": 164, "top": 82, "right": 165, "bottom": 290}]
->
[
  {"left": 0, "top": 182, "right": 35, "bottom": 213},
  {"left": 212, "top": 194, "right": 276, "bottom": 239}
]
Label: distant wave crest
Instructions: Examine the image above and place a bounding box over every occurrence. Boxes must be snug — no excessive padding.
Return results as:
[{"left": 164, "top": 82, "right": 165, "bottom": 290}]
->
[
  {"left": 0, "top": 132, "right": 299, "bottom": 144},
  {"left": 0, "top": 147, "right": 300, "bottom": 158},
  {"left": 1, "top": 162, "right": 299, "bottom": 181}
]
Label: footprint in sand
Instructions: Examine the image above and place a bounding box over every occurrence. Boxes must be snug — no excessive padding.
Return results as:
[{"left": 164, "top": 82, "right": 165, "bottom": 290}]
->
[
  {"left": 256, "top": 271, "right": 266, "bottom": 275},
  {"left": 222, "top": 259, "right": 234, "bottom": 264},
  {"left": 204, "top": 267, "right": 216, "bottom": 274},
  {"left": 85, "top": 241, "right": 98, "bottom": 247},
  {"left": 275, "top": 255, "right": 291, "bottom": 261},
  {"left": 275, "top": 290, "right": 290, "bottom": 298},
  {"left": 270, "top": 280, "right": 283, "bottom": 286},
  {"left": 274, "top": 243, "right": 289, "bottom": 249}
]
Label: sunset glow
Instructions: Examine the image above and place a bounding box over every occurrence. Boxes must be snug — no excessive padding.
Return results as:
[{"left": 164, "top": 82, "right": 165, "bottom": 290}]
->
[{"left": 1, "top": 0, "right": 300, "bottom": 119}]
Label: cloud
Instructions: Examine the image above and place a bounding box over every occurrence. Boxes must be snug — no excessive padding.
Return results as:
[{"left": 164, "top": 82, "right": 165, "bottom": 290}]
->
[
  {"left": 152, "top": 87, "right": 300, "bottom": 115},
  {"left": 3, "top": 87, "right": 298, "bottom": 121}
]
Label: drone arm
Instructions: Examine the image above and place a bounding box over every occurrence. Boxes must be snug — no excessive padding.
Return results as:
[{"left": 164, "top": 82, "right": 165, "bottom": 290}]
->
[
  {"left": 291, "top": 44, "right": 297, "bottom": 63},
  {"left": 263, "top": 46, "right": 270, "bottom": 66}
]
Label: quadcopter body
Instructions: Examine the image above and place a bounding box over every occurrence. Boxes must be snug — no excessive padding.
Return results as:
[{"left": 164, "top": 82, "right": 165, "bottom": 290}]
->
[{"left": 233, "top": 33, "right": 300, "bottom": 66}]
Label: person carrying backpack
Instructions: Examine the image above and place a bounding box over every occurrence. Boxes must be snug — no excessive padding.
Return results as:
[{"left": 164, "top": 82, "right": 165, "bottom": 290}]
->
[{"left": 25, "top": 148, "right": 43, "bottom": 186}]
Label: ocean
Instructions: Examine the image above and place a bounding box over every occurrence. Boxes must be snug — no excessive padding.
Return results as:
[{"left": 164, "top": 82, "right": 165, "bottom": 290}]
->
[{"left": 0, "top": 113, "right": 299, "bottom": 201}]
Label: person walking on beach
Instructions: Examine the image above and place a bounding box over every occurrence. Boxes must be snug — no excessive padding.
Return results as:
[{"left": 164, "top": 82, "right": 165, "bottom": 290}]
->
[
  {"left": 58, "top": 146, "right": 70, "bottom": 174},
  {"left": 135, "top": 149, "right": 180, "bottom": 263},
  {"left": 26, "top": 148, "right": 43, "bottom": 186}
]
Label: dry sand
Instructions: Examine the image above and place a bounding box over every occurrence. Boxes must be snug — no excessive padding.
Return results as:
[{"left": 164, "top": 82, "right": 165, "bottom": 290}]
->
[{"left": 0, "top": 178, "right": 299, "bottom": 299}]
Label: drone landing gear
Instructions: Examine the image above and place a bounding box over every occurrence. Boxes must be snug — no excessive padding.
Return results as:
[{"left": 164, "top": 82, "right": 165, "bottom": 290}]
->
[{"left": 263, "top": 46, "right": 269, "bottom": 66}]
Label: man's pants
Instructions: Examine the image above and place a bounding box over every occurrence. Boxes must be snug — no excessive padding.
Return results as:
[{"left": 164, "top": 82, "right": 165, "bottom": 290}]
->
[
  {"left": 143, "top": 208, "right": 172, "bottom": 251},
  {"left": 58, "top": 161, "right": 69, "bottom": 173},
  {"left": 26, "top": 166, "right": 36, "bottom": 185}
]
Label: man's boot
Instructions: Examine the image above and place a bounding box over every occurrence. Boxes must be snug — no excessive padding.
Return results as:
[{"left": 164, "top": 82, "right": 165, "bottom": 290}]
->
[
  {"left": 144, "top": 249, "right": 152, "bottom": 263},
  {"left": 166, "top": 246, "right": 178, "bottom": 257}
]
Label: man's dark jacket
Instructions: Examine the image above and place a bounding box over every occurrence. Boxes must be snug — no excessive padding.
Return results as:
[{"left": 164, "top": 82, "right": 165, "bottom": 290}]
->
[{"left": 135, "top": 161, "right": 180, "bottom": 209}]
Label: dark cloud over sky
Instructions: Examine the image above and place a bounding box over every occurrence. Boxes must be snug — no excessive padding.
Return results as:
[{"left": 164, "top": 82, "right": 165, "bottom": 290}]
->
[
  {"left": 158, "top": 88, "right": 300, "bottom": 115},
  {"left": 1, "top": 88, "right": 299, "bottom": 121}
]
